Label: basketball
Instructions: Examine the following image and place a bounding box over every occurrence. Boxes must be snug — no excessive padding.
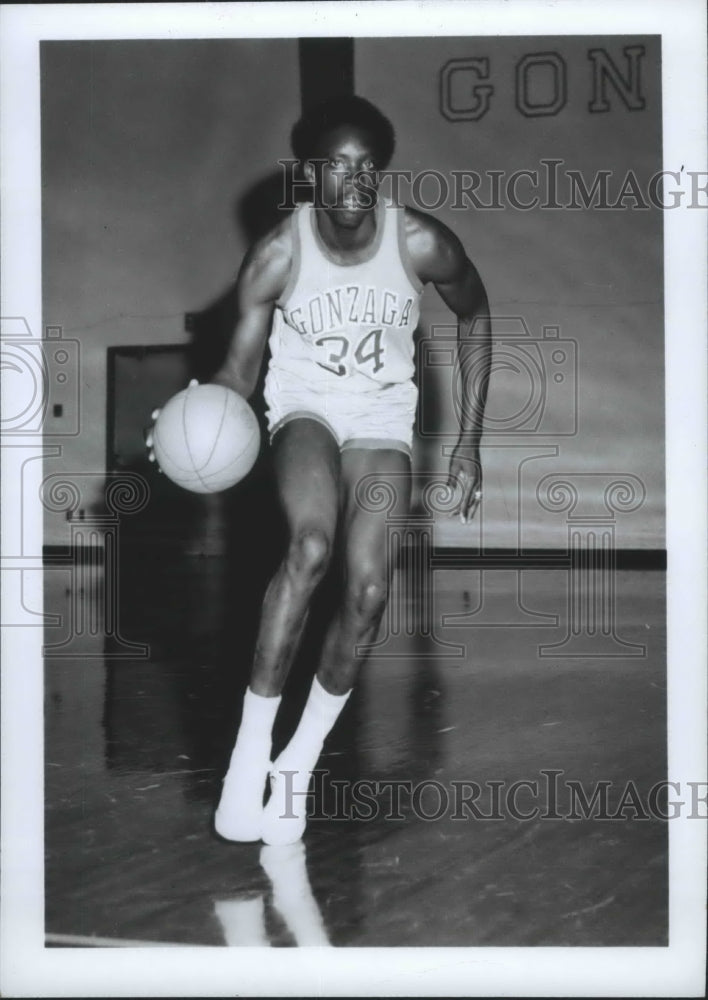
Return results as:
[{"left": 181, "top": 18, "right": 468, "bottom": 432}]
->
[{"left": 152, "top": 383, "right": 260, "bottom": 493}]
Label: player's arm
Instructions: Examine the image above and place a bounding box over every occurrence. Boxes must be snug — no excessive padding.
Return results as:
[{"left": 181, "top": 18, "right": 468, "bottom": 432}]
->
[
  {"left": 145, "top": 225, "right": 290, "bottom": 466},
  {"left": 407, "top": 209, "right": 492, "bottom": 522},
  {"left": 212, "top": 223, "right": 292, "bottom": 399}
]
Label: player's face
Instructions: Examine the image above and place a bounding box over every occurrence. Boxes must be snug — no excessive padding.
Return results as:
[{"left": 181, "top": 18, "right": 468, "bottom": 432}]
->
[{"left": 305, "top": 125, "right": 380, "bottom": 227}]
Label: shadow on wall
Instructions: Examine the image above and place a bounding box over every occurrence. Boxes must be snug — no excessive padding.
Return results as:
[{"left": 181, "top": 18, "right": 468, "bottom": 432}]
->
[
  {"left": 104, "top": 169, "right": 299, "bottom": 576},
  {"left": 187, "top": 169, "right": 312, "bottom": 403},
  {"left": 109, "top": 167, "right": 310, "bottom": 549}
]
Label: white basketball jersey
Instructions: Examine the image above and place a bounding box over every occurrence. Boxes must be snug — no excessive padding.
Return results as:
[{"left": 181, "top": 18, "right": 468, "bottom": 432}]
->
[{"left": 268, "top": 199, "right": 423, "bottom": 391}]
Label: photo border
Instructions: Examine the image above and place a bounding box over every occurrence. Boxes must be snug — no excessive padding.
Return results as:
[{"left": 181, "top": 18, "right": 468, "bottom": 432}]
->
[{"left": 1, "top": 2, "right": 706, "bottom": 996}]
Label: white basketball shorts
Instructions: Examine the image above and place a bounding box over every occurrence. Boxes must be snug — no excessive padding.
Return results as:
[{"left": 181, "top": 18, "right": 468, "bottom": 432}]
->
[{"left": 263, "top": 366, "right": 418, "bottom": 458}]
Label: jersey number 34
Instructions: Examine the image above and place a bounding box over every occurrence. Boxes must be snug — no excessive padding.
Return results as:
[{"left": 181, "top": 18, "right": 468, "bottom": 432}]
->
[{"left": 314, "top": 328, "right": 385, "bottom": 377}]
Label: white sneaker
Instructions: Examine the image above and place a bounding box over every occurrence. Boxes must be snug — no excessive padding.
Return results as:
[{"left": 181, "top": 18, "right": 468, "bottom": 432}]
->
[
  {"left": 214, "top": 746, "right": 272, "bottom": 842},
  {"left": 260, "top": 758, "right": 311, "bottom": 846}
]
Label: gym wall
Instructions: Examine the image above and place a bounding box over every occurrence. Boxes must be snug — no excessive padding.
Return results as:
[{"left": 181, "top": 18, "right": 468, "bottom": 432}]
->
[
  {"left": 41, "top": 36, "right": 664, "bottom": 551},
  {"left": 356, "top": 36, "right": 664, "bottom": 549}
]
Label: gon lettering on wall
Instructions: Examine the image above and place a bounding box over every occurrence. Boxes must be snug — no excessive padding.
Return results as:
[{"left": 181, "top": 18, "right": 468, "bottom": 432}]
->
[{"left": 440, "top": 46, "right": 646, "bottom": 121}]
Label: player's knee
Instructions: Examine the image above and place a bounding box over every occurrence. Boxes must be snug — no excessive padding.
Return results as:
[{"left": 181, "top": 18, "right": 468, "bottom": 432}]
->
[
  {"left": 286, "top": 527, "right": 331, "bottom": 584},
  {"left": 349, "top": 575, "right": 388, "bottom": 623}
]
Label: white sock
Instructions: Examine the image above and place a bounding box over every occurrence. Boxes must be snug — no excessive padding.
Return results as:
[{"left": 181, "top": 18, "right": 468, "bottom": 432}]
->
[
  {"left": 214, "top": 687, "right": 281, "bottom": 842},
  {"left": 261, "top": 676, "right": 351, "bottom": 846}
]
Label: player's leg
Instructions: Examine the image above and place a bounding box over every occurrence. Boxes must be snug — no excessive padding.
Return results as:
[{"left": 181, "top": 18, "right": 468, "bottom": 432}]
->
[
  {"left": 318, "top": 445, "right": 412, "bottom": 692},
  {"left": 215, "top": 417, "right": 341, "bottom": 841},
  {"left": 261, "top": 445, "right": 411, "bottom": 845},
  {"left": 250, "top": 417, "right": 342, "bottom": 695}
]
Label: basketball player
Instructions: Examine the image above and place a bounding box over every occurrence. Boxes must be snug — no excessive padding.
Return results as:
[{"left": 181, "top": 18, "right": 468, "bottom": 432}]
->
[{"left": 198, "top": 97, "right": 490, "bottom": 845}]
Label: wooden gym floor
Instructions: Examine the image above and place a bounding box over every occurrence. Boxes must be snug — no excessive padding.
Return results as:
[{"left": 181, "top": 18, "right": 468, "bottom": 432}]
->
[{"left": 43, "top": 530, "right": 667, "bottom": 949}]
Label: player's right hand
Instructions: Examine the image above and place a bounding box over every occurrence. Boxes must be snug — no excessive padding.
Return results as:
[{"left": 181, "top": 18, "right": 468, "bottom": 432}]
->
[
  {"left": 144, "top": 409, "right": 162, "bottom": 470},
  {"left": 144, "top": 381, "right": 198, "bottom": 469}
]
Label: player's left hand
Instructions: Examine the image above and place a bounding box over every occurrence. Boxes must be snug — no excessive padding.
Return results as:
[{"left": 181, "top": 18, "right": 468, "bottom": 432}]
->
[{"left": 447, "top": 444, "right": 483, "bottom": 523}]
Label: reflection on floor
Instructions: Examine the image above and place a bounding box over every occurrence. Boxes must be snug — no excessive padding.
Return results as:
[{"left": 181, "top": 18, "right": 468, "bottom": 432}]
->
[{"left": 44, "top": 552, "right": 667, "bottom": 947}]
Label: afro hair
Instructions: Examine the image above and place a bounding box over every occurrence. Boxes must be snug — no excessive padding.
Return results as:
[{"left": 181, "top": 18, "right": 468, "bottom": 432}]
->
[{"left": 291, "top": 95, "right": 396, "bottom": 169}]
